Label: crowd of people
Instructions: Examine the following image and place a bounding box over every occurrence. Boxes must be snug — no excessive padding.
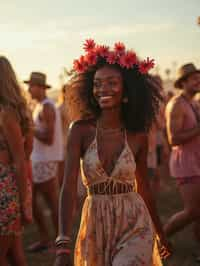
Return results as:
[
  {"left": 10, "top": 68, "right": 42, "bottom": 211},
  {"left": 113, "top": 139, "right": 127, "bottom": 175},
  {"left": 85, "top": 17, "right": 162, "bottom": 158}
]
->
[{"left": 0, "top": 39, "right": 200, "bottom": 266}]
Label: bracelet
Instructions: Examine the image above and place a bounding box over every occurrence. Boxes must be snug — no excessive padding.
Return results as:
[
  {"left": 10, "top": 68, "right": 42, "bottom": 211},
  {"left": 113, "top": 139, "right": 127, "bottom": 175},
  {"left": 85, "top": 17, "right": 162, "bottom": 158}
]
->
[
  {"left": 56, "top": 248, "right": 71, "bottom": 256},
  {"left": 56, "top": 241, "right": 71, "bottom": 249},
  {"left": 55, "top": 235, "right": 71, "bottom": 247}
]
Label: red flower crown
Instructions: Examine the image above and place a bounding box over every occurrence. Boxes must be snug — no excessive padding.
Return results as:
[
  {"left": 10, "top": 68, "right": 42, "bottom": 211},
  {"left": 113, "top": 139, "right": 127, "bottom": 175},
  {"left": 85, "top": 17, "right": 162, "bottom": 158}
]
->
[{"left": 73, "top": 39, "right": 155, "bottom": 74}]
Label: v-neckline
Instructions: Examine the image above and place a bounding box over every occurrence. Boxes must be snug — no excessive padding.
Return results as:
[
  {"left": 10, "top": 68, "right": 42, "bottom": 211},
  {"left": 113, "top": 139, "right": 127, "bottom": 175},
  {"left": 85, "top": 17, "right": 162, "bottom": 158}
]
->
[{"left": 95, "top": 132, "right": 126, "bottom": 178}]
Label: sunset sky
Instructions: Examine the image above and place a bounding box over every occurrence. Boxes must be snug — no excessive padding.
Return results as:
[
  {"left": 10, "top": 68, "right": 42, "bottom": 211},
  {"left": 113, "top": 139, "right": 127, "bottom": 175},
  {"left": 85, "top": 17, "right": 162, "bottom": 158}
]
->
[{"left": 1, "top": 0, "right": 199, "bottom": 88}]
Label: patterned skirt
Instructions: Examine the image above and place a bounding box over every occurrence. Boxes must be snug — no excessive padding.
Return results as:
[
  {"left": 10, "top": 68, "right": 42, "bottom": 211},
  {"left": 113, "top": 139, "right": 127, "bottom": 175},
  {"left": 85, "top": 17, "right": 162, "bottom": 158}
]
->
[{"left": 0, "top": 163, "right": 21, "bottom": 235}]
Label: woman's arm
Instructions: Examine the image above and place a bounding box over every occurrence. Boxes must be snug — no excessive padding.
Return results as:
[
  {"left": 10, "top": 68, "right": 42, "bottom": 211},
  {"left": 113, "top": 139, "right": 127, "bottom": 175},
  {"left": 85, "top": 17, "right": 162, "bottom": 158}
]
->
[
  {"left": 24, "top": 129, "right": 34, "bottom": 160},
  {"left": 34, "top": 103, "right": 56, "bottom": 145},
  {"left": 2, "top": 110, "right": 28, "bottom": 205},
  {"left": 54, "top": 121, "right": 82, "bottom": 265},
  {"left": 58, "top": 121, "right": 82, "bottom": 238}
]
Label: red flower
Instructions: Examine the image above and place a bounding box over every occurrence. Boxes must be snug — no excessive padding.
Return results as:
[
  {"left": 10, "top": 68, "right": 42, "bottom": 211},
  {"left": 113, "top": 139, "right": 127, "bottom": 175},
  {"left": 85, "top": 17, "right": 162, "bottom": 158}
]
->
[
  {"left": 85, "top": 52, "right": 97, "bottom": 65},
  {"left": 119, "top": 51, "right": 137, "bottom": 69},
  {"left": 139, "top": 57, "right": 155, "bottom": 74},
  {"left": 73, "top": 55, "right": 88, "bottom": 73},
  {"left": 83, "top": 39, "right": 96, "bottom": 52},
  {"left": 114, "top": 42, "right": 125, "bottom": 55},
  {"left": 95, "top": 45, "right": 109, "bottom": 57},
  {"left": 106, "top": 51, "right": 119, "bottom": 64}
]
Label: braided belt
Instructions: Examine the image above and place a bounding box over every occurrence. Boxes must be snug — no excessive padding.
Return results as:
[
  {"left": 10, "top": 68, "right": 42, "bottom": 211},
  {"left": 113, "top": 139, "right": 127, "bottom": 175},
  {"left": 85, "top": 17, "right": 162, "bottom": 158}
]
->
[{"left": 88, "top": 180, "right": 134, "bottom": 195}]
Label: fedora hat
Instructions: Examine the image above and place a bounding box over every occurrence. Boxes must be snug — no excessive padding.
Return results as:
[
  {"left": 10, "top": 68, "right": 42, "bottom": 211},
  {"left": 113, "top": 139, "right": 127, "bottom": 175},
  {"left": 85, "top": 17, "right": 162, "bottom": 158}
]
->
[
  {"left": 174, "top": 63, "right": 200, "bottom": 89},
  {"left": 24, "top": 72, "right": 51, "bottom": 89}
]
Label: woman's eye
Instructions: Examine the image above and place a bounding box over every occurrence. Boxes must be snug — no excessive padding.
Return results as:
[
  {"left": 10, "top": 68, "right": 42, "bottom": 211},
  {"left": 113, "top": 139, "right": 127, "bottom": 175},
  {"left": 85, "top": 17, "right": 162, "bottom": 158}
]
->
[
  {"left": 94, "top": 82, "right": 101, "bottom": 88},
  {"left": 108, "top": 81, "right": 117, "bottom": 87}
]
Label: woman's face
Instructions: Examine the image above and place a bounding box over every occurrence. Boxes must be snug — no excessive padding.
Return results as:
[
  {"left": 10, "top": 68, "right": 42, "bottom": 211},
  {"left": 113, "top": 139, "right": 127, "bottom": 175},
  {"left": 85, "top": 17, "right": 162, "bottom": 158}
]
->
[{"left": 93, "top": 66, "right": 124, "bottom": 110}]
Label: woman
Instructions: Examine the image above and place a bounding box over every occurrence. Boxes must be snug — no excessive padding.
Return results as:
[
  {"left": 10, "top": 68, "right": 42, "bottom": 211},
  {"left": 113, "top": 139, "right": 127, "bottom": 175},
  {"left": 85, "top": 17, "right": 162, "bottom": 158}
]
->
[
  {"left": 54, "top": 40, "right": 169, "bottom": 266},
  {"left": 0, "top": 56, "right": 33, "bottom": 266}
]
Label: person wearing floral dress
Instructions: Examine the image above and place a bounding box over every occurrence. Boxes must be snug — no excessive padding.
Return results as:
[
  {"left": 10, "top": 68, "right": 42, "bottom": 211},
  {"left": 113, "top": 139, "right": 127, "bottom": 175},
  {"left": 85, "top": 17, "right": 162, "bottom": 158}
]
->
[
  {"left": 0, "top": 56, "right": 33, "bottom": 266},
  {"left": 54, "top": 40, "right": 170, "bottom": 266}
]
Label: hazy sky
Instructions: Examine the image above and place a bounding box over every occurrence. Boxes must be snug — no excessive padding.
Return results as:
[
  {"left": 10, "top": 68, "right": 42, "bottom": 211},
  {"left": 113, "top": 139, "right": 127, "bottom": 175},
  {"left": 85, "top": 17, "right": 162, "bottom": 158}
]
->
[{"left": 1, "top": 0, "right": 199, "bottom": 88}]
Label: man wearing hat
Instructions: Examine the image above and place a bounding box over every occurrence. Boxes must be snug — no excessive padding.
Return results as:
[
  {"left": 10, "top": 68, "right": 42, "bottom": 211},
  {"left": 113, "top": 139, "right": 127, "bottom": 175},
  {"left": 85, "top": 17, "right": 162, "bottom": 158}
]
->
[
  {"left": 25, "top": 72, "right": 64, "bottom": 251},
  {"left": 164, "top": 63, "right": 200, "bottom": 250}
]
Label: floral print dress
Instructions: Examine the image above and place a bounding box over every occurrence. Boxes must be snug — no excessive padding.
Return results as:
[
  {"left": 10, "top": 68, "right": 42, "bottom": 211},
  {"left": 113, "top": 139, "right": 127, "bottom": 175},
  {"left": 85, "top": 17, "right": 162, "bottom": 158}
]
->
[
  {"left": 74, "top": 133, "right": 162, "bottom": 266},
  {"left": 0, "top": 163, "right": 21, "bottom": 235}
]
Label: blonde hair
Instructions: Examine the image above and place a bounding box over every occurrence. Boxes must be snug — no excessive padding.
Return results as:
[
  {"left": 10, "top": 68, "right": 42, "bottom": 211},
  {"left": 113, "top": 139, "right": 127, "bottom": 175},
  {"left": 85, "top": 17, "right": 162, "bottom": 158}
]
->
[{"left": 0, "top": 56, "right": 32, "bottom": 134}]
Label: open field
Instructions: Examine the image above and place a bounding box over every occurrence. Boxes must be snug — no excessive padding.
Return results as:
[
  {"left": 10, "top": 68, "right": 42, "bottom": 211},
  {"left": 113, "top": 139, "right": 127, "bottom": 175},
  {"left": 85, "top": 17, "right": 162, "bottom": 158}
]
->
[{"left": 23, "top": 174, "right": 199, "bottom": 266}]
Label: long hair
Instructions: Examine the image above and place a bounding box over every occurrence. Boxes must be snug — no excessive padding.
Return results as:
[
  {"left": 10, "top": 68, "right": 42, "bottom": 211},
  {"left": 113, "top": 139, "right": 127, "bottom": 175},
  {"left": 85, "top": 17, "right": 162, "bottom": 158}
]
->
[
  {"left": 65, "top": 58, "right": 162, "bottom": 133},
  {"left": 0, "top": 56, "right": 32, "bottom": 134}
]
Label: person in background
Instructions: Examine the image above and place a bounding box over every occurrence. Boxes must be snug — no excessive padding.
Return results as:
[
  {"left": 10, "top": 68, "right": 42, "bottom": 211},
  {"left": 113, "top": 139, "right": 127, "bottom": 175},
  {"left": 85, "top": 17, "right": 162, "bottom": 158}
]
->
[
  {"left": 0, "top": 56, "right": 32, "bottom": 266},
  {"left": 164, "top": 63, "right": 200, "bottom": 252},
  {"left": 25, "top": 72, "right": 64, "bottom": 252}
]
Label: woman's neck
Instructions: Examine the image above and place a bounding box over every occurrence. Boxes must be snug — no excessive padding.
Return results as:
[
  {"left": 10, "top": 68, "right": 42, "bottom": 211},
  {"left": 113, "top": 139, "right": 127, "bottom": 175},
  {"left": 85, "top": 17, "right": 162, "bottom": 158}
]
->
[
  {"left": 98, "top": 108, "right": 123, "bottom": 129},
  {"left": 181, "top": 90, "right": 194, "bottom": 102}
]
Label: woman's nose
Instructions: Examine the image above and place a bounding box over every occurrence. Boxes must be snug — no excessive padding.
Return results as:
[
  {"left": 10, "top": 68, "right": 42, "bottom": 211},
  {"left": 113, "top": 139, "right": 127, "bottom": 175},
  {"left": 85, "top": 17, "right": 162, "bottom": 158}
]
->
[{"left": 99, "top": 82, "right": 109, "bottom": 91}]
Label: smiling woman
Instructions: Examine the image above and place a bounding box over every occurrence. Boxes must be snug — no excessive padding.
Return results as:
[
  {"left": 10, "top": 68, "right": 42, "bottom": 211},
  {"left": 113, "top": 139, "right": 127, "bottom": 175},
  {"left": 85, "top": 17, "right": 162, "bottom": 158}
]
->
[{"left": 54, "top": 40, "right": 169, "bottom": 266}]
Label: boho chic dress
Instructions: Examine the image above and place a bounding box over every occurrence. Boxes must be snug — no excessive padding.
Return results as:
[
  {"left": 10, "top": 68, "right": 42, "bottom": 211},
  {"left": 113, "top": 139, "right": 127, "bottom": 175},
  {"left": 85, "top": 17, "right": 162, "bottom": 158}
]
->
[{"left": 74, "top": 130, "right": 162, "bottom": 266}]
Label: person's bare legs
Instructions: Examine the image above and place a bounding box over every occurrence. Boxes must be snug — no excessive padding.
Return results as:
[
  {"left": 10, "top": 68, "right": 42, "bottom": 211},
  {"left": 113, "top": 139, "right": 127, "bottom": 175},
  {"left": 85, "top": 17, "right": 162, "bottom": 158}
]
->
[
  {"left": 29, "top": 177, "right": 59, "bottom": 252},
  {"left": 41, "top": 177, "right": 59, "bottom": 235},
  {"left": 0, "top": 236, "right": 12, "bottom": 266},
  {"left": 58, "top": 161, "right": 65, "bottom": 188},
  {"left": 192, "top": 219, "right": 200, "bottom": 243},
  {"left": 164, "top": 181, "right": 200, "bottom": 239},
  {"left": 32, "top": 183, "right": 50, "bottom": 244},
  {"left": 0, "top": 257, "right": 9, "bottom": 266},
  {"left": 8, "top": 236, "right": 27, "bottom": 266}
]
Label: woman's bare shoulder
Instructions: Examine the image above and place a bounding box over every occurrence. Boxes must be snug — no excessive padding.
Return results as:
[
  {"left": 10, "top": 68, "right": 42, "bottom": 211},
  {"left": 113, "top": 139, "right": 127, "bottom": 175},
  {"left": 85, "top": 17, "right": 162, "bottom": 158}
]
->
[{"left": 68, "top": 119, "right": 96, "bottom": 137}]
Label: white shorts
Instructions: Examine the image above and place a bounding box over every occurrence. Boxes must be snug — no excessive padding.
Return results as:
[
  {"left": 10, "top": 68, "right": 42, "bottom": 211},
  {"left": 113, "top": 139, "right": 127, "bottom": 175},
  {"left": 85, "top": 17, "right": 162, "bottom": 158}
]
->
[{"left": 32, "top": 161, "right": 58, "bottom": 184}]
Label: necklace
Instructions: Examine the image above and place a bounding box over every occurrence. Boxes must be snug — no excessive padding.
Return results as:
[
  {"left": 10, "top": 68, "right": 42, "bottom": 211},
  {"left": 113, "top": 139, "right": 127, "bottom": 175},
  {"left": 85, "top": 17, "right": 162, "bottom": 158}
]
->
[{"left": 97, "top": 122, "right": 124, "bottom": 134}]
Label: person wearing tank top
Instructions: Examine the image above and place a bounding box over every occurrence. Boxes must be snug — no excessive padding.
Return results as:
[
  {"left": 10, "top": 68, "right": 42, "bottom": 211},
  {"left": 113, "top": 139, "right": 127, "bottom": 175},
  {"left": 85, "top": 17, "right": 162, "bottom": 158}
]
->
[
  {"left": 25, "top": 72, "right": 63, "bottom": 252},
  {"left": 164, "top": 63, "right": 200, "bottom": 253}
]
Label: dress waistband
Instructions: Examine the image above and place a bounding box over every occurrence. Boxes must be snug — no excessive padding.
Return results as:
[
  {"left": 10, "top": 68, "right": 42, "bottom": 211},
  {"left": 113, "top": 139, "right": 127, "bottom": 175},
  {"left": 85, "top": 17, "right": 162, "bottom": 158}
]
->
[{"left": 88, "top": 180, "right": 134, "bottom": 195}]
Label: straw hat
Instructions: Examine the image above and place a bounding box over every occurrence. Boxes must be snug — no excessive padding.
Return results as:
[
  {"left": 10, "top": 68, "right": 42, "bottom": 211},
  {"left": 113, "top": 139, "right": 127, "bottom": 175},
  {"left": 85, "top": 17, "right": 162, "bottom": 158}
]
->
[
  {"left": 174, "top": 63, "right": 200, "bottom": 89},
  {"left": 24, "top": 72, "right": 51, "bottom": 89}
]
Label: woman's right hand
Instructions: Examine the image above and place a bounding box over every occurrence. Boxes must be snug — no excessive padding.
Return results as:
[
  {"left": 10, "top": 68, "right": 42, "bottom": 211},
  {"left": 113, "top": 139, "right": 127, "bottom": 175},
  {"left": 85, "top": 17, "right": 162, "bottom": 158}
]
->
[
  {"left": 54, "top": 254, "right": 72, "bottom": 266},
  {"left": 158, "top": 234, "right": 172, "bottom": 260}
]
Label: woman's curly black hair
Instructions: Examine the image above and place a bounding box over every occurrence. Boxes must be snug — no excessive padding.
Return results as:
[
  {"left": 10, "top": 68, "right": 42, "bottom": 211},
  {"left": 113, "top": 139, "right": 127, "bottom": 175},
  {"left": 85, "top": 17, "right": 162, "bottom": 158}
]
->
[{"left": 65, "top": 57, "right": 163, "bottom": 133}]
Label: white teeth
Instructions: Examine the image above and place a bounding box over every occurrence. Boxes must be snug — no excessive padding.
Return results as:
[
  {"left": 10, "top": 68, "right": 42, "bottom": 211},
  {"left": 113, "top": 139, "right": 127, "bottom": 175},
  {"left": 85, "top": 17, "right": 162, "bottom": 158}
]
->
[{"left": 100, "top": 96, "right": 113, "bottom": 100}]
